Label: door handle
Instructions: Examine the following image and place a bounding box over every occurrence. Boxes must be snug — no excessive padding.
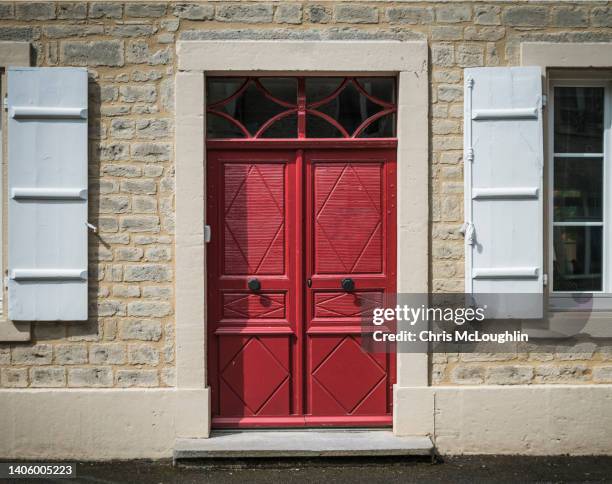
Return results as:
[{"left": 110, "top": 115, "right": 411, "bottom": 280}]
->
[
  {"left": 248, "top": 278, "right": 261, "bottom": 292},
  {"left": 341, "top": 278, "right": 355, "bottom": 292}
]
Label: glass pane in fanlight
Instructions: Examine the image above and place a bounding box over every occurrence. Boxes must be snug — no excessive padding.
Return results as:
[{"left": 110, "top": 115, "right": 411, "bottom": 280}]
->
[
  {"left": 217, "top": 81, "right": 287, "bottom": 136},
  {"left": 315, "top": 82, "right": 384, "bottom": 136},
  {"left": 259, "top": 113, "right": 298, "bottom": 138},
  {"left": 357, "top": 113, "right": 396, "bottom": 138},
  {"left": 305, "top": 113, "right": 346, "bottom": 138},
  {"left": 206, "top": 112, "right": 246, "bottom": 139},
  {"left": 305, "top": 78, "right": 344, "bottom": 104},
  {"left": 206, "top": 77, "right": 247, "bottom": 105},
  {"left": 355, "top": 77, "right": 396, "bottom": 104},
  {"left": 258, "top": 78, "right": 298, "bottom": 104}
]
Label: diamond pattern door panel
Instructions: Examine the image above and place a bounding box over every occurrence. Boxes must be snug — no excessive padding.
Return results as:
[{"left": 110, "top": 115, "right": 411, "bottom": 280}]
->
[
  {"left": 305, "top": 150, "right": 396, "bottom": 424},
  {"left": 311, "top": 335, "right": 386, "bottom": 415},
  {"left": 222, "top": 293, "right": 286, "bottom": 320},
  {"left": 219, "top": 335, "right": 291, "bottom": 416},
  {"left": 207, "top": 151, "right": 298, "bottom": 425}
]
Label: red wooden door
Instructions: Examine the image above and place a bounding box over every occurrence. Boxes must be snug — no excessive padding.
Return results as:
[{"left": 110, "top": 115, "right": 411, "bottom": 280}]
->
[
  {"left": 207, "top": 148, "right": 395, "bottom": 428},
  {"left": 305, "top": 149, "right": 396, "bottom": 425},
  {"left": 207, "top": 150, "right": 300, "bottom": 427}
]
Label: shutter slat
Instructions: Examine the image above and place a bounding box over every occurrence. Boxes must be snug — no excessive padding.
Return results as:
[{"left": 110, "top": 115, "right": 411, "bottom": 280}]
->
[
  {"left": 7, "top": 67, "right": 88, "bottom": 321},
  {"left": 472, "top": 187, "right": 539, "bottom": 199},
  {"left": 472, "top": 267, "right": 539, "bottom": 279},
  {"left": 471, "top": 107, "right": 538, "bottom": 120},
  {"left": 464, "top": 67, "right": 544, "bottom": 319},
  {"left": 10, "top": 106, "right": 87, "bottom": 119},
  {"left": 11, "top": 269, "right": 88, "bottom": 281},
  {"left": 11, "top": 188, "right": 88, "bottom": 200}
]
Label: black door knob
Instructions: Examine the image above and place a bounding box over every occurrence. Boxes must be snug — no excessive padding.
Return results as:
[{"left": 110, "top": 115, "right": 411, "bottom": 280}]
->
[
  {"left": 341, "top": 278, "right": 355, "bottom": 291},
  {"left": 248, "top": 278, "right": 261, "bottom": 292}
]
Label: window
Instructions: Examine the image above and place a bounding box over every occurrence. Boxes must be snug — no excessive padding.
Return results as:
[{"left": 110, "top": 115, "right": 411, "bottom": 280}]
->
[
  {"left": 550, "top": 81, "right": 609, "bottom": 295},
  {"left": 206, "top": 77, "right": 397, "bottom": 139}
]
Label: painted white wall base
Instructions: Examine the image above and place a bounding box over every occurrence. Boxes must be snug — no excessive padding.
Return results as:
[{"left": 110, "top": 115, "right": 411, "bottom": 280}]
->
[
  {"left": 3, "top": 385, "right": 609, "bottom": 459},
  {"left": 0, "top": 388, "right": 210, "bottom": 460},
  {"left": 394, "top": 385, "right": 612, "bottom": 455}
]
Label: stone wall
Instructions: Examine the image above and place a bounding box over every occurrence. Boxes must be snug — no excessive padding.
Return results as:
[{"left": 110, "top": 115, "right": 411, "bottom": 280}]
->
[{"left": 0, "top": 1, "right": 610, "bottom": 388}]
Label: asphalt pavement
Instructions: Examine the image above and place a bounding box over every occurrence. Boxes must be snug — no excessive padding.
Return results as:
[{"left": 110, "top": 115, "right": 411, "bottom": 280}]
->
[{"left": 5, "top": 455, "right": 612, "bottom": 483}]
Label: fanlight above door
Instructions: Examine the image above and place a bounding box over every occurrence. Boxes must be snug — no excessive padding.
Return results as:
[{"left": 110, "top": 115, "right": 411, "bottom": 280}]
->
[{"left": 206, "top": 77, "right": 397, "bottom": 139}]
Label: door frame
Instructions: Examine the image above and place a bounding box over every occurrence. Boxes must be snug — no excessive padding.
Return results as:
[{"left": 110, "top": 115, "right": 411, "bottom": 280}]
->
[{"left": 175, "top": 41, "right": 429, "bottom": 436}]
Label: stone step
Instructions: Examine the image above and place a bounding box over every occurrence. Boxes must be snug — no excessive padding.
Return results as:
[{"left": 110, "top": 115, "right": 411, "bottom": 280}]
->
[{"left": 174, "top": 430, "right": 434, "bottom": 461}]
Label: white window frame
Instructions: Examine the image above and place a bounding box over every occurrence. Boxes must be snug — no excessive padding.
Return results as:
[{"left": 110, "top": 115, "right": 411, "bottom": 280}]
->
[
  {"left": 547, "top": 75, "right": 612, "bottom": 311},
  {"left": 521, "top": 44, "right": 612, "bottom": 321},
  {"left": 0, "top": 42, "right": 30, "bottom": 342}
]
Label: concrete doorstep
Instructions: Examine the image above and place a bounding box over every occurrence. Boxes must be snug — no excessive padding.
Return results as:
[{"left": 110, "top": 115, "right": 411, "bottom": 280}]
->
[{"left": 174, "top": 430, "right": 434, "bottom": 462}]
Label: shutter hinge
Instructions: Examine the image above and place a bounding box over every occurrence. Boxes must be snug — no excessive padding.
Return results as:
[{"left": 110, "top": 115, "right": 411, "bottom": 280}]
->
[
  {"left": 204, "top": 224, "right": 211, "bottom": 243},
  {"left": 2, "top": 96, "right": 7, "bottom": 111},
  {"left": 466, "top": 147, "right": 474, "bottom": 163},
  {"left": 460, "top": 222, "right": 476, "bottom": 245},
  {"left": 542, "top": 94, "right": 547, "bottom": 108},
  {"left": 543, "top": 273, "right": 548, "bottom": 286}
]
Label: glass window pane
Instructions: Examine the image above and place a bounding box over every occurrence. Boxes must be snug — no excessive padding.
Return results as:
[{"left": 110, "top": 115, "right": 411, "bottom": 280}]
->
[
  {"left": 355, "top": 78, "right": 396, "bottom": 104},
  {"left": 207, "top": 77, "right": 246, "bottom": 105},
  {"left": 206, "top": 78, "right": 297, "bottom": 138},
  {"left": 305, "top": 78, "right": 344, "bottom": 104},
  {"left": 314, "top": 83, "right": 384, "bottom": 136},
  {"left": 259, "top": 114, "right": 298, "bottom": 138},
  {"left": 553, "top": 226, "right": 602, "bottom": 291},
  {"left": 554, "top": 157, "right": 603, "bottom": 222},
  {"left": 306, "top": 78, "right": 396, "bottom": 137},
  {"left": 258, "top": 78, "right": 297, "bottom": 104},
  {"left": 206, "top": 112, "right": 246, "bottom": 139},
  {"left": 554, "top": 87, "right": 604, "bottom": 153},
  {"left": 305, "top": 113, "right": 345, "bottom": 138},
  {"left": 358, "top": 113, "right": 396, "bottom": 138},
  {"left": 218, "top": 82, "right": 287, "bottom": 136},
  {"left": 208, "top": 77, "right": 397, "bottom": 139}
]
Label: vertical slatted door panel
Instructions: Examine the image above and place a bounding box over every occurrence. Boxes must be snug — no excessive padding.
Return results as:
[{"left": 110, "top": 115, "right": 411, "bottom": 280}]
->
[
  {"left": 7, "top": 67, "right": 88, "bottom": 321},
  {"left": 464, "top": 67, "right": 543, "bottom": 318}
]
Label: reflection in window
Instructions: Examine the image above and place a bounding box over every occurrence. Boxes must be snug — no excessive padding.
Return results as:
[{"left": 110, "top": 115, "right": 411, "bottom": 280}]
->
[
  {"left": 552, "top": 85, "right": 606, "bottom": 292},
  {"left": 553, "top": 226, "right": 602, "bottom": 291},
  {"left": 206, "top": 78, "right": 297, "bottom": 138},
  {"left": 554, "top": 157, "right": 602, "bottom": 222},
  {"left": 305, "top": 77, "right": 396, "bottom": 138},
  {"left": 259, "top": 114, "right": 298, "bottom": 138},
  {"left": 554, "top": 87, "right": 603, "bottom": 154}
]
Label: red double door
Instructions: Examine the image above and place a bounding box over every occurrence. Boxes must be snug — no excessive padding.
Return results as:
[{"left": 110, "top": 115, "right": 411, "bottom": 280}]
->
[{"left": 207, "top": 148, "right": 396, "bottom": 428}]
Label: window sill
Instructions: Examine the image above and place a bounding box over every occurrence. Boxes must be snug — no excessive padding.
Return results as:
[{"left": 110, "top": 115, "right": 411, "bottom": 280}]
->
[
  {"left": 523, "top": 307, "right": 612, "bottom": 340},
  {"left": 550, "top": 294, "right": 612, "bottom": 312}
]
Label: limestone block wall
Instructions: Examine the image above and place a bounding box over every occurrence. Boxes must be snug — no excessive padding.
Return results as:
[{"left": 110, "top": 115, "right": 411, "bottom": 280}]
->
[{"left": 0, "top": 1, "right": 610, "bottom": 388}]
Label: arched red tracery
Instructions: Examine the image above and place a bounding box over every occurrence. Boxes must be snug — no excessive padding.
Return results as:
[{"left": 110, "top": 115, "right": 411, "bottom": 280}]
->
[{"left": 206, "top": 77, "right": 397, "bottom": 140}]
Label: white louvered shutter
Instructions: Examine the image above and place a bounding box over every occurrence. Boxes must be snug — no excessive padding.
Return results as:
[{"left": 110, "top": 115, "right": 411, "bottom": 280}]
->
[
  {"left": 464, "top": 67, "right": 544, "bottom": 318},
  {"left": 7, "top": 67, "right": 88, "bottom": 321}
]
